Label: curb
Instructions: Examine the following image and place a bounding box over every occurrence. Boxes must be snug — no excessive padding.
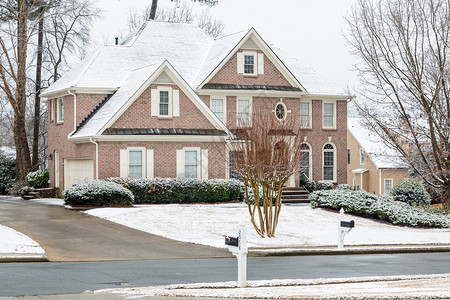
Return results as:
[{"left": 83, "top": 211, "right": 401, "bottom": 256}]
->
[
  {"left": 250, "top": 245, "right": 450, "bottom": 256},
  {"left": 0, "top": 256, "right": 48, "bottom": 263}
]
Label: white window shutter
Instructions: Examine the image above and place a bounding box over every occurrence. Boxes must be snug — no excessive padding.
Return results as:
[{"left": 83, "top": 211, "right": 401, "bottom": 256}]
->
[
  {"left": 176, "top": 149, "right": 184, "bottom": 178},
  {"left": 173, "top": 89, "right": 179, "bottom": 117},
  {"left": 237, "top": 52, "right": 244, "bottom": 74},
  {"left": 257, "top": 53, "right": 264, "bottom": 74},
  {"left": 201, "top": 149, "right": 208, "bottom": 180},
  {"left": 146, "top": 149, "right": 154, "bottom": 178},
  {"left": 119, "top": 149, "right": 128, "bottom": 177},
  {"left": 151, "top": 88, "right": 158, "bottom": 116}
]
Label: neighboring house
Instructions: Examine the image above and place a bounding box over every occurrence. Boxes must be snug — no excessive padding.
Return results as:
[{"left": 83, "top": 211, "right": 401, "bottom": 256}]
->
[
  {"left": 347, "top": 118, "right": 409, "bottom": 195},
  {"left": 41, "top": 21, "right": 351, "bottom": 191}
]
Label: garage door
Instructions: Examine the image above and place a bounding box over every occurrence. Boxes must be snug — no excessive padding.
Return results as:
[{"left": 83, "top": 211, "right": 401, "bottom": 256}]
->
[{"left": 64, "top": 158, "right": 94, "bottom": 190}]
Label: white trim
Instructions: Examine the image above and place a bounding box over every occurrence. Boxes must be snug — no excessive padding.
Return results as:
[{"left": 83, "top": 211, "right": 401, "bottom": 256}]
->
[
  {"left": 41, "top": 87, "right": 117, "bottom": 98},
  {"left": 183, "top": 147, "right": 201, "bottom": 179},
  {"left": 146, "top": 149, "right": 154, "bottom": 178},
  {"left": 56, "top": 98, "right": 64, "bottom": 123},
  {"left": 210, "top": 96, "right": 226, "bottom": 124},
  {"left": 156, "top": 86, "right": 173, "bottom": 118},
  {"left": 384, "top": 178, "right": 393, "bottom": 195},
  {"left": 54, "top": 151, "right": 59, "bottom": 188},
  {"left": 257, "top": 52, "right": 264, "bottom": 75},
  {"left": 360, "top": 148, "right": 365, "bottom": 165},
  {"left": 300, "top": 142, "right": 312, "bottom": 180},
  {"left": 201, "top": 149, "right": 208, "bottom": 180},
  {"left": 274, "top": 101, "right": 288, "bottom": 121},
  {"left": 299, "top": 100, "right": 312, "bottom": 129},
  {"left": 322, "top": 101, "right": 336, "bottom": 129},
  {"left": 241, "top": 50, "right": 257, "bottom": 75},
  {"left": 126, "top": 147, "right": 147, "bottom": 178},
  {"left": 236, "top": 96, "right": 252, "bottom": 127},
  {"left": 322, "top": 142, "right": 337, "bottom": 183}
]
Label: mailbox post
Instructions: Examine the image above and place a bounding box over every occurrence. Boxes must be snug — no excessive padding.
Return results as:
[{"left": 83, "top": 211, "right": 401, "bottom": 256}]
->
[
  {"left": 225, "top": 224, "right": 248, "bottom": 287},
  {"left": 338, "top": 208, "right": 355, "bottom": 249}
]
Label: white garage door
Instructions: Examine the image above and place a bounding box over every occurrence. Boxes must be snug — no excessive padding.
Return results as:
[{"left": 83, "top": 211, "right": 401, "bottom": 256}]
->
[{"left": 64, "top": 158, "right": 94, "bottom": 190}]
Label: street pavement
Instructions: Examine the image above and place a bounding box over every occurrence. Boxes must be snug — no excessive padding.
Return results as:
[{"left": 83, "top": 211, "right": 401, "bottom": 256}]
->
[{"left": 0, "top": 197, "right": 230, "bottom": 261}]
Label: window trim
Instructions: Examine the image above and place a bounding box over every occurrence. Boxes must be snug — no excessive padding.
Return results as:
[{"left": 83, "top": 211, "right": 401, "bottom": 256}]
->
[
  {"left": 56, "top": 98, "right": 64, "bottom": 123},
  {"left": 299, "top": 100, "right": 312, "bottom": 129},
  {"left": 322, "top": 101, "right": 336, "bottom": 129},
  {"left": 360, "top": 148, "right": 365, "bottom": 165},
  {"left": 210, "top": 96, "right": 226, "bottom": 124},
  {"left": 384, "top": 178, "right": 393, "bottom": 195},
  {"left": 157, "top": 86, "right": 172, "bottom": 118},
  {"left": 127, "top": 147, "right": 146, "bottom": 178},
  {"left": 274, "top": 101, "right": 288, "bottom": 121},
  {"left": 183, "top": 147, "right": 201, "bottom": 179},
  {"left": 347, "top": 148, "right": 351, "bottom": 165},
  {"left": 322, "top": 142, "right": 337, "bottom": 182},
  {"left": 300, "top": 142, "right": 312, "bottom": 180},
  {"left": 236, "top": 96, "right": 252, "bottom": 127}
]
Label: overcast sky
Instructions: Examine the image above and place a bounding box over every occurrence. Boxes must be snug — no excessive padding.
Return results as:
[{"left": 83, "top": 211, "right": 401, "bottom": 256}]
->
[{"left": 91, "top": 0, "right": 358, "bottom": 90}]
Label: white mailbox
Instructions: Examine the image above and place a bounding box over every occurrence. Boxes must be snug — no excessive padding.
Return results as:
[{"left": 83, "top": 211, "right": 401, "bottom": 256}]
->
[
  {"left": 338, "top": 208, "right": 355, "bottom": 249},
  {"left": 225, "top": 224, "right": 248, "bottom": 287}
]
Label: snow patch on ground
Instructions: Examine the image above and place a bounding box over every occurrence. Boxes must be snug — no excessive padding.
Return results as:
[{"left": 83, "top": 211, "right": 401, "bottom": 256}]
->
[
  {"left": 0, "top": 224, "right": 44, "bottom": 257},
  {"left": 86, "top": 203, "right": 450, "bottom": 248},
  {"left": 29, "top": 198, "right": 65, "bottom": 206}
]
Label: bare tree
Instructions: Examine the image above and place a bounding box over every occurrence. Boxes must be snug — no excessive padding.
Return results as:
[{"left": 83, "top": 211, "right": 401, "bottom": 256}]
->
[
  {"left": 229, "top": 109, "right": 304, "bottom": 237},
  {"left": 346, "top": 0, "right": 450, "bottom": 209}
]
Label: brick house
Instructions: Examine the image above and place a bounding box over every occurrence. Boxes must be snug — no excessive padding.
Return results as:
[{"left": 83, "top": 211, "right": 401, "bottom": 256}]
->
[
  {"left": 347, "top": 118, "right": 409, "bottom": 195},
  {"left": 41, "top": 21, "right": 351, "bottom": 191}
]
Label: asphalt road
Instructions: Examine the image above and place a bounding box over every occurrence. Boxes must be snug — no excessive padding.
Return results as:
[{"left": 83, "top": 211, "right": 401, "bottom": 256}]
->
[{"left": 1, "top": 252, "right": 449, "bottom": 297}]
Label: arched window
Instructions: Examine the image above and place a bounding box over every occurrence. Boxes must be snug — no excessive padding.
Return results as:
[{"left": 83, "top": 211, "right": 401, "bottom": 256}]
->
[
  {"left": 274, "top": 102, "right": 287, "bottom": 120},
  {"left": 323, "top": 143, "right": 336, "bottom": 181},
  {"left": 300, "top": 143, "right": 312, "bottom": 180}
]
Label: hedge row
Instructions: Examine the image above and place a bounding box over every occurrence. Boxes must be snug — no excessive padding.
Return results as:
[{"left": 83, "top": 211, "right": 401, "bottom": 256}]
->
[
  {"left": 63, "top": 180, "right": 134, "bottom": 206},
  {"left": 106, "top": 177, "right": 242, "bottom": 204},
  {"left": 309, "top": 188, "right": 450, "bottom": 228}
]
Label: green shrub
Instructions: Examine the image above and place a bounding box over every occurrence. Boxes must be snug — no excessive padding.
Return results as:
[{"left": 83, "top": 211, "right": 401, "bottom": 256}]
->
[
  {"left": 317, "top": 180, "right": 333, "bottom": 190},
  {"left": 26, "top": 169, "right": 49, "bottom": 188},
  {"left": 106, "top": 177, "right": 242, "bottom": 204},
  {"left": 390, "top": 179, "right": 431, "bottom": 207},
  {"left": 63, "top": 180, "right": 134, "bottom": 206},
  {"left": 309, "top": 188, "right": 450, "bottom": 228},
  {"left": 337, "top": 184, "right": 353, "bottom": 190},
  {"left": 0, "top": 154, "right": 16, "bottom": 194}
]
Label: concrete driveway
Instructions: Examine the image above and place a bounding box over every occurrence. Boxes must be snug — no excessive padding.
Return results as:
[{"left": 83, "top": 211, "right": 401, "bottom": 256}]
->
[{"left": 0, "top": 197, "right": 230, "bottom": 262}]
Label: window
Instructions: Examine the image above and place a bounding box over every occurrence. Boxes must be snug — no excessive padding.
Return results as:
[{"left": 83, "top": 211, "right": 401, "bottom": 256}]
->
[
  {"left": 300, "top": 143, "right": 311, "bottom": 180},
  {"left": 237, "top": 98, "right": 251, "bottom": 126},
  {"left": 384, "top": 179, "right": 393, "bottom": 195},
  {"left": 347, "top": 149, "right": 351, "bottom": 165},
  {"left": 323, "top": 102, "right": 335, "bottom": 128},
  {"left": 229, "top": 151, "right": 243, "bottom": 180},
  {"left": 300, "top": 102, "right": 310, "bottom": 128},
  {"left": 211, "top": 98, "right": 225, "bottom": 122},
  {"left": 360, "top": 148, "right": 365, "bottom": 165},
  {"left": 56, "top": 98, "right": 64, "bottom": 122},
  {"left": 275, "top": 102, "right": 286, "bottom": 120},
  {"left": 159, "top": 91, "right": 169, "bottom": 116},
  {"left": 323, "top": 143, "right": 336, "bottom": 181},
  {"left": 244, "top": 55, "right": 255, "bottom": 74},
  {"left": 129, "top": 150, "right": 143, "bottom": 178},
  {"left": 185, "top": 150, "right": 198, "bottom": 178}
]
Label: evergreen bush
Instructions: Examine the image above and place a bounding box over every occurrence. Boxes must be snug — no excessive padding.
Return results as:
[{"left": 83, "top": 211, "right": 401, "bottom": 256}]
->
[
  {"left": 63, "top": 180, "right": 134, "bottom": 206},
  {"left": 107, "top": 177, "right": 242, "bottom": 204},
  {"left": 309, "top": 188, "right": 449, "bottom": 228},
  {"left": 0, "top": 154, "right": 16, "bottom": 194},
  {"left": 317, "top": 180, "right": 333, "bottom": 190},
  {"left": 390, "top": 179, "right": 431, "bottom": 207},
  {"left": 26, "top": 169, "right": 49, "bottom": 188}
]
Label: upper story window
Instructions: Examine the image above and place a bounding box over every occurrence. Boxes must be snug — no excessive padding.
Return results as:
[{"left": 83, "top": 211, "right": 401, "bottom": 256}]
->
[
  {"left": 129, "top": 150, "right": 143, "bottom": 178},
  {"left": 323, "top": 143, "right": 336, "bottom": 182},
  {"left": 300, "top": 101, "right": 311, "bottom": 128},
  {"left": 56, "top": 98, "right": 64, "bottom": 122},
  {"left": 360, "top": 148, "right": 365, "bottom": 165},
  {"left": 244, "top": 55, "right": 255, "bottom": 74},
  {"left": 237, "top": 98, "right": 251, "bottom": 126},
  {"left": 211, "top": 97, "right": 225, "bottom": 122},
  {"left": 275, "top": 102, "right": 286, "bottom": 120},
  {"left": 159, "top": 91, "right": 169, "bottom": 116},
  {"left": 323, "top": 102, "right": 335, "bottom": 128}
]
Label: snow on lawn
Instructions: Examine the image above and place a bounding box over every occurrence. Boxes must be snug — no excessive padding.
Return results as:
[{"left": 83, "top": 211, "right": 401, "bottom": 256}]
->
[
  {"left": 86, "top": 203, "right": 450, "bottom": 248},
  {"left": 0, "top": 224, "right": 44, "bottom": 257}
]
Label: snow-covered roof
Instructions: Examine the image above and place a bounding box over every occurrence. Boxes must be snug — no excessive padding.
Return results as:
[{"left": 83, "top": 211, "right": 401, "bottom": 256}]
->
[
  {"left": 42, "top": 21, "right": 347, "bottom": 97},
  {"left": 348, "top": 118, "right": 408, "bottom": 169}
]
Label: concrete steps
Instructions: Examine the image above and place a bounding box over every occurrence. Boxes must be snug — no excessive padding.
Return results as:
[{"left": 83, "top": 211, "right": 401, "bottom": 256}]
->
[{"left": 281, "top": 187, "right": 310, "bottom": 203}]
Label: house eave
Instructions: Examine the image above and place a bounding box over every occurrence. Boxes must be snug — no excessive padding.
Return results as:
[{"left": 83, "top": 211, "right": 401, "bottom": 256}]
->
[
  {"left": 69, "top": 135, "right": 229, "bottom": 143},
  {"left": 40, "top": 87, "right": 118, "bottom": 99}
]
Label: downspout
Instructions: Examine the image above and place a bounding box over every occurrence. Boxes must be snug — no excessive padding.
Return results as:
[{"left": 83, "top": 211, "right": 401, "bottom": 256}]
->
[
  {"left": 89, "top": 138, "right": 99, "bottom": 179},
  {"left": 68, "top": 89, "right": 77, "bottom": 135}
]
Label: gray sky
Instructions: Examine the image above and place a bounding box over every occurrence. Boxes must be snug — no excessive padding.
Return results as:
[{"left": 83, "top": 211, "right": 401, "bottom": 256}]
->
[{"left": 92, "top": 0, "right": 357, "bottom": 89}]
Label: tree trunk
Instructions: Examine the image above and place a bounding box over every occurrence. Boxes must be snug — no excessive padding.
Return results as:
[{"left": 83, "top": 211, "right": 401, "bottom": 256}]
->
[
  {"left": 150, "top": 0, "right": 158, "bottom": 20},
  {"left": 32, "top": 16, "right": 44, "bottom": 171}
]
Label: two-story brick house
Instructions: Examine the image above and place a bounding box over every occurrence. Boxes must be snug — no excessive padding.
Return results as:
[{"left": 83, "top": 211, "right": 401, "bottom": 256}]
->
[{"left": 41, "top": 21, "right": 351, "bottom": 191}]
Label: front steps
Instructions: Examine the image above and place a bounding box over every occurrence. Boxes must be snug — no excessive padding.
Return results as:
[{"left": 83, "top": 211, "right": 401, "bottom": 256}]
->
[{"left": 281, "top": 187, "right": 310, "bottom": 204}]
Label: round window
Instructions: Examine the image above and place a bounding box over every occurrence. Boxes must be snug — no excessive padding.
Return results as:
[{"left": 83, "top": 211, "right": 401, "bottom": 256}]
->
[{"left": 275, "top": 103, "right": 286, "bottom": 120}]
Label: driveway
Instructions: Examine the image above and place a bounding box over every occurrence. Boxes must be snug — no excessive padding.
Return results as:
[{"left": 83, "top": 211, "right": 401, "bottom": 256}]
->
[{"left": 0, "top": 197, "right": 230, "bottom": 261}]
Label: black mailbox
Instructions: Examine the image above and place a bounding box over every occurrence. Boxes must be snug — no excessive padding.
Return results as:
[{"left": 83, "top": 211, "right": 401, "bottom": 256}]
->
[
  {"left": 225, "top": 235, "right": 239, "bottom": 247},
  {"left": 340, "top": 220, "right": 355, "bottom": 228}
]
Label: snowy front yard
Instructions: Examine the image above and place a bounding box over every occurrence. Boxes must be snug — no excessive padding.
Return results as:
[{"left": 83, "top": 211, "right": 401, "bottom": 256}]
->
[{"left": 86, "top": 203, "right": 450, "bottom": 248}]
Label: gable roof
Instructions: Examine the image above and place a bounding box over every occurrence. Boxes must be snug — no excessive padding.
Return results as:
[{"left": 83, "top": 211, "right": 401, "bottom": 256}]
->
[
  {"left": 72, "top": 61, "right": 230, "bottom": 140},
  {"left": 42, "top": 21, "right": 348, "bottom": 98},
  {"left": 348, "top": 118, "right": 409, "bottom": 169}
]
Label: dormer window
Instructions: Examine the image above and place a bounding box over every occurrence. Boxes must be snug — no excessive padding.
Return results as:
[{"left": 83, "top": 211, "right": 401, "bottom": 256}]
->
[
  {"left": 244, "top": 55, "right": 255, "bottom": 74},
  {"left": 159, "top": 91, "right": 169, "bottom": 116}
]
